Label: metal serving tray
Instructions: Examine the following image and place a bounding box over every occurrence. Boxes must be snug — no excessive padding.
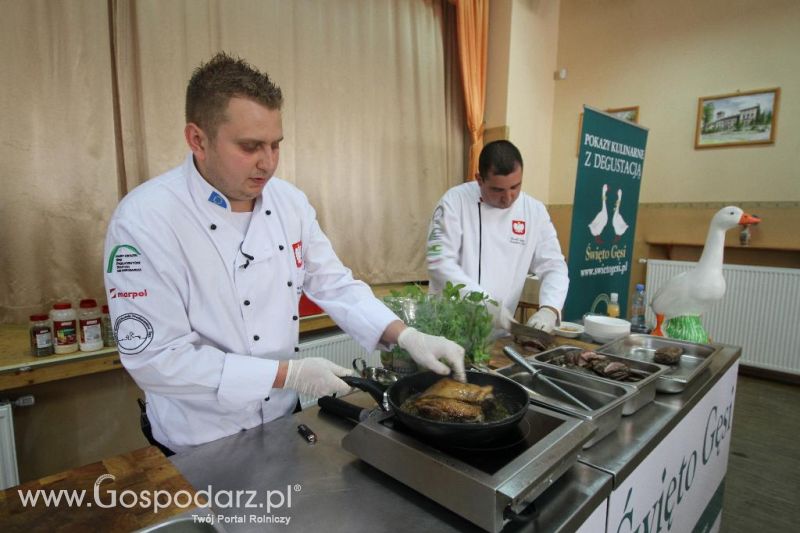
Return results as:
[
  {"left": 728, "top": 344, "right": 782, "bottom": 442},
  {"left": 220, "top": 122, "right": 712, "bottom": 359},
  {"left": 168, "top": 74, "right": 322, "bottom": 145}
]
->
[
  {"left": 530, "top": 346, "right": 670, "bottom": 416},
  {"left": 596, "top": 334, "right": 720, "bottom": 393},
  {"left": 495, "top": 360, "right": 635, "bottom": 448}
]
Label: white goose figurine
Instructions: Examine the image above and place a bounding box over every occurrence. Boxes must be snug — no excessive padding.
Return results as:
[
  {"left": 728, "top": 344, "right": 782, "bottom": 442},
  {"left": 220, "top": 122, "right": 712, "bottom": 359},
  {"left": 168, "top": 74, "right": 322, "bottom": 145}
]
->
[
  {"left": 588, "top": 184, "right": 609, "bottom": 244},
  {"left": 612, "top": 188, "right": 628, "bottom": 242},
  {"left": 651, "top": 206, "right": 761, "bottom": 343}
]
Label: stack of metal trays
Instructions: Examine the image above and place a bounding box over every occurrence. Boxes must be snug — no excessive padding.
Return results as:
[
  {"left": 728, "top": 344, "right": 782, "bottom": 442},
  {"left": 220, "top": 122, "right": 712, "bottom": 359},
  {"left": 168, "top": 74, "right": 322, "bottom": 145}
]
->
[
  {"left": 529, "top": 346, "right": 670, "bottom": 415},
  {"left": 495, "top": 360, "right": 635, "bottom": 448},
  {"left": 596, "top": 334, "right": 721, "bottom": 393}
]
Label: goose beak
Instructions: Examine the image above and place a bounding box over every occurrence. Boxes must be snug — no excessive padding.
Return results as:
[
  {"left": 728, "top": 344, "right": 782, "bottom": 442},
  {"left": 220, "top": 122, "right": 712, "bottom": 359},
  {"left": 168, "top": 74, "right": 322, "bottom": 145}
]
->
[{"left": 739, "top": 213, "right": 761, "bottom": 225}]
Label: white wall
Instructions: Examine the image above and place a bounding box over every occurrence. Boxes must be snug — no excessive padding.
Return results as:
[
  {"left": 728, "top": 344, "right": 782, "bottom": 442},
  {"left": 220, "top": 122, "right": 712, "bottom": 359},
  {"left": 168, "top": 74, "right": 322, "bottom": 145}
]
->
[
  {"left": 549, "top": 0, "right": 800, "bottom": 204},
  {"left": 486, "top": 0, "right": 561, "bottom": 203}
]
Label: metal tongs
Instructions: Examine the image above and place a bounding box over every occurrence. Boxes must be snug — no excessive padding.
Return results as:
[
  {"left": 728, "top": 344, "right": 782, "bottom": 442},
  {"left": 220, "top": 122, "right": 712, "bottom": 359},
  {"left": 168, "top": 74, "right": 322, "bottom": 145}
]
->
[{"left": 503, "top": 346, "right": 592, "bottom": 411}]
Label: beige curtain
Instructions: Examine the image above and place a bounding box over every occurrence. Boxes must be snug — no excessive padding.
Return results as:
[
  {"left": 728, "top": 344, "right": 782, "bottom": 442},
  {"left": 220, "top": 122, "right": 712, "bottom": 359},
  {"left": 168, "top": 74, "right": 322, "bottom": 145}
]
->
[
  {"left": 450, "top": 0, "right": 488, "bottom": 181},
  {"left": 0, "top": 0, "right": 465, "bottom": 323},
  {"left": 0, "top": 0, "right": 119, "bottom": 323}
]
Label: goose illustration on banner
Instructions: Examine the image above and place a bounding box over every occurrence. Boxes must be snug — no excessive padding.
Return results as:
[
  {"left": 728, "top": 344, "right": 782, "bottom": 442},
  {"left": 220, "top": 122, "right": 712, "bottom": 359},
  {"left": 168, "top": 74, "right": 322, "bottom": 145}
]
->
[
  {"left": 612, "top": 188, "right": 629, "bottom": 242},
  {"left": 588, "top": 183, "right": 609, "bottom": 243},
  {"left": 651, "top": 206, "right": 761, "bottom": 343}
]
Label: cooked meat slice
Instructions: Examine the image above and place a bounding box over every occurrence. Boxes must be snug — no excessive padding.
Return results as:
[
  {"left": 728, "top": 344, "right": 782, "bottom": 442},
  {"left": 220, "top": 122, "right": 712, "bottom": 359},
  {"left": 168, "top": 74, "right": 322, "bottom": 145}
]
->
[
  {"left": 418, "top": 378, "right": 494, "bottom": 403},
  {"left": 414, "top": 397, "right": 484, "bottom": 422},
  {"left": 602, "top": 361, "right": 632, "bottom": 380},
  {"left": 654, "top": 346, "right": 683, "bottom": 365},
  {"left": 514, "top": 334, "right": 549, "bottom": 352},
  {"left": 579, "top": 350, "right": 605, "bottom": 366}
]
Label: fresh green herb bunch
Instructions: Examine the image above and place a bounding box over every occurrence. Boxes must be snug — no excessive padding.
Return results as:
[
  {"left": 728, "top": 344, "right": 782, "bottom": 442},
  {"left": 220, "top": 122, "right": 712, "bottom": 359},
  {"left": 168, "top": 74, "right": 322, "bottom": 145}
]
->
[{"left": 384, "top": 281, "right": 495, "bottom": 365}]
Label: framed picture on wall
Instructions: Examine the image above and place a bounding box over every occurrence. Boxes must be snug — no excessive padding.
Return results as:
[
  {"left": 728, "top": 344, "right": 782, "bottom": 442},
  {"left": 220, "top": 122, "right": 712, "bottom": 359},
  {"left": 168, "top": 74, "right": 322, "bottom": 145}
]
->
[
  {"left": 577, "top": 106, "right": 640, "bottom": 155},
  {"left": 695, "top": 88, "right": 780, "bottom": 149},
  {"left": 606, "top": 106, "right": 639, "bottom": 123}
]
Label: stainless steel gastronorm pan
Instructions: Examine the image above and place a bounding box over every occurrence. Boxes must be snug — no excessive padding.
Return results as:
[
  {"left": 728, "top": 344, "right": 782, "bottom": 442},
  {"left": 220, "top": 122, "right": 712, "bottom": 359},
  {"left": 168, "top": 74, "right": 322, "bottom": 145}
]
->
[
  {"left": 530, "top": 346, "right": 670, "bottom": 415},
  {"left": 495, "top": 360, "right": 635, "bottom": 448},
  {"left": 597, "top": 334, "right": 721, "bottom": 393}
]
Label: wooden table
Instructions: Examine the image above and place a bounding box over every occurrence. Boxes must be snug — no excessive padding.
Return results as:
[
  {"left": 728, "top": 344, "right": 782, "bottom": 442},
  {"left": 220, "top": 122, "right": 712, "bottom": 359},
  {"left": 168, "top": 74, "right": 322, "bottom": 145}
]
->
[
  {"left": 0, "top": 446, "right": 202, "bottom": 531},
  {"left": 0, "top": 312, "right": 339, "bottom": 391},
  {"left": 0, "top": 325, "right": 122, "bottom": 391}
]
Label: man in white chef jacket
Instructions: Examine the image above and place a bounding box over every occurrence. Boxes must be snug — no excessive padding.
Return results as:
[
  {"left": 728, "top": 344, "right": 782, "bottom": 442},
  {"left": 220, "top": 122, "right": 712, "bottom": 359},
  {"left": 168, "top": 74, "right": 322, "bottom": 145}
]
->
[
  {"left": 104, "top": 52, "right": 465, "bottom": 453},
  {"left": 426, "top": 140, "right": 569, "bottom": 334}
]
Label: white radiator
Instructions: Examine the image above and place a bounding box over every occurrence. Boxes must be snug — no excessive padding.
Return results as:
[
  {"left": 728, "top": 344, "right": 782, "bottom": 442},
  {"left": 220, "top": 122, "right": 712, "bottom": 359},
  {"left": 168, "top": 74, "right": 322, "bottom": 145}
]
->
[
  {"left": 297, "top": 332, "right": 381, "bottom": 408},
  {"left": 0, "top": 401, "right": 19, "bottom": 489},
  {"left": 645, "top": 259, "right": 800, "bottom": 375}
]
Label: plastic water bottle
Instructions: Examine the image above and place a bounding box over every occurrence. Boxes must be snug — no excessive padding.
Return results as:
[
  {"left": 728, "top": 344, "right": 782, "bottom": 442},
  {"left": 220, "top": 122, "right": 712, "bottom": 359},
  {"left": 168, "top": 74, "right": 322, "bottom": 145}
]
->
[
  {"left": 607, "top": 293, "right": 620, "bottom": 318},
  {"left": 631, "top": 284, "right": 646, "bottom": 331}
]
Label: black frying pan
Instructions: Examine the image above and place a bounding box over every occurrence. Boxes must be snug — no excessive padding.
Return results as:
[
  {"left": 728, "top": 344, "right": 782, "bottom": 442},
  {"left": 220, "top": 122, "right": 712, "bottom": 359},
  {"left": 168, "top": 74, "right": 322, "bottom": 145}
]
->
[{"left": 340, "top": 370, "right": 529, "bottom": 446}]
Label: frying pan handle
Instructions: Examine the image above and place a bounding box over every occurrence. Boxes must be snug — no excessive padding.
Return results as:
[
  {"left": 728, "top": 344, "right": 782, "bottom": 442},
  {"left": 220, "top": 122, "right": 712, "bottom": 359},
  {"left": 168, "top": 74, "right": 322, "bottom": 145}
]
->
[
  {"left": 318, "top": 395, "right": 368, "bottom": 423},
  {"left": 352, "top": 357, "right": 368, "bottom": 374},
  {"left": 341, "top": 376, "right": 390, "bottom": 411}
]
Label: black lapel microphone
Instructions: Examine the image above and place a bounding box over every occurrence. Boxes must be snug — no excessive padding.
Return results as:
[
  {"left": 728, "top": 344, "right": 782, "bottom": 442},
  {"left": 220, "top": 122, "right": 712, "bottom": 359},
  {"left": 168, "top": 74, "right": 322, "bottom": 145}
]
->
[{"left": 239, "top": 243, "right": 255, "bottom": 269}]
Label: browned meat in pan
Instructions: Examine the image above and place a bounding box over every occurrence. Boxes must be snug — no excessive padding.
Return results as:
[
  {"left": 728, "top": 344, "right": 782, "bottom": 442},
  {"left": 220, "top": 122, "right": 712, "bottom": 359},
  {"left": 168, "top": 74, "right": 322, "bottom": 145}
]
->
[
  {"left": 414, "top": 397, "right": 484, "bottom": 422},
  {"left": 418, "top": 377, "right": 494, "bottom": 403}
]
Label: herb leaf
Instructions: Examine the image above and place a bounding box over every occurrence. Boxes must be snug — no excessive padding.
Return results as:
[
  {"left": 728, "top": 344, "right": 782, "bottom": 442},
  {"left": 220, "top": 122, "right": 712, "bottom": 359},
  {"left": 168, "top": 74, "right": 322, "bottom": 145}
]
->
[{"left": 384, "top": 283, "right": 494, "bottom": 365}]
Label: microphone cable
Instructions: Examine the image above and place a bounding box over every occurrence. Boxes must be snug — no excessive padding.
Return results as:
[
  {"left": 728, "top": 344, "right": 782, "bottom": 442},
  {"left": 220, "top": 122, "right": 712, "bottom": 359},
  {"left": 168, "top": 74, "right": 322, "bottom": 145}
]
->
[
  {"left": 239, "top": 243, "right": 255, "bottom": 269},
  {"left": 477, "top": 200, "right": 482, "bottom": 284}
]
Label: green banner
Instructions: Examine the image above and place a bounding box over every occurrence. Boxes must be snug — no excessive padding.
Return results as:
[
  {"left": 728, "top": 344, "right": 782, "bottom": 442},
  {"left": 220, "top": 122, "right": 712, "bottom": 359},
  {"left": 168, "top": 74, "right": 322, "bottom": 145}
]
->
[
  {"left": 563, "top": 107, "right": 649, "bottom": 321},
  {"left": 692, "top": 478, "right": 726, "bottom": 533}
]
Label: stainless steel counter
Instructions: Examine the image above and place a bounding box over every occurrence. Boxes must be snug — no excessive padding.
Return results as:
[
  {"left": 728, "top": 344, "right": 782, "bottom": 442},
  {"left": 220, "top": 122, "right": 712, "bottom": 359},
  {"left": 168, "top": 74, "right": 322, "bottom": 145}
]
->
[
  {"left": 577, "top": 344, "right": 741, "bottom": 487},
  {"left": 171, "top": 397, "right": 611, "bottom": 532},
  {"left": 171, "top": 343, "right": 740, "bottom": 532}
]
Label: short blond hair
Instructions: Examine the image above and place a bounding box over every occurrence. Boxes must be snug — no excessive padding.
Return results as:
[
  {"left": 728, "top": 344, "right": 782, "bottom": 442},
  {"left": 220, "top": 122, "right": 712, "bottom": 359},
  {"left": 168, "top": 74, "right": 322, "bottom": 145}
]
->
[{"left": 186, "top": 52, "right": 283, "bottom": 138}]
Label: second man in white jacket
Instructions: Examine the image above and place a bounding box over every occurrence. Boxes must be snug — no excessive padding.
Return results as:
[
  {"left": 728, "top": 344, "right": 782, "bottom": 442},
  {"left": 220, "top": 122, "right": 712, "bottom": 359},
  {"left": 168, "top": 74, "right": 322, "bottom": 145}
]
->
[{"left": 427, "top": 140, "right": 569, "bottom": 334}]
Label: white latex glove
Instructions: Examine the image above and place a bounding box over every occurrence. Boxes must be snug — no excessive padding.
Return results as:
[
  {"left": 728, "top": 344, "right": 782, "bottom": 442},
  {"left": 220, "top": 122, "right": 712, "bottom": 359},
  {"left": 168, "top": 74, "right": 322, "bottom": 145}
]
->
[
  {"left": 486, "top": 300, "right": 515, "bottom": 331},
  {"left": 285, "top": 357, "right": 354, "bottom": 398},
  {"left": 526, "top": 307, "right": 558, "bottom": 334},
  {"left": 397, "top": 327, "right": 466, "bottom": 382}
]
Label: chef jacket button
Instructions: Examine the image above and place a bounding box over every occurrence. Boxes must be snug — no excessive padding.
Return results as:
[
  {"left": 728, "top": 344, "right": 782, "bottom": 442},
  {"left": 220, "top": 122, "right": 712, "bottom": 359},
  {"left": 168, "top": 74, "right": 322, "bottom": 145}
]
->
[
  {"left": 265, "top": 210, "right": 272, "bottom": 215},
  {"left": 210, "top": 224, "right": 217, "bottom": 230},
  {"left": 279, "top": 245, "right": 284, "bottom": 251},
  {"left": 244, "top": 300, "right": 251, "bottom": 306},
  {"left": 253, "top": 335, "right": 260, "bottom": 341},
  {"left": 294, "top": 347, "right": 299, "bottom": 353},
  {"left": 287, "top": 281, "right": 293, "bottom": 287},
  {"left": 264, "top": 397, "right": 269, "bottom": 402},
  {"left": 292, "top": 315, "right": 298, "bottom": 321}
]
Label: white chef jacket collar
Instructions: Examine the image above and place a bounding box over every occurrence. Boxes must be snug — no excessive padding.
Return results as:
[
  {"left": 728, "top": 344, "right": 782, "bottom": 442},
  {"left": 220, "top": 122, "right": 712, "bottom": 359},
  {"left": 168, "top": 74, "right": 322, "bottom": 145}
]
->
[
  {"left": 184, "top": 154, "right": 277, "bottom": 265},
  {"left": 186, "top": 153, "right": 235, "bottom": 214}
]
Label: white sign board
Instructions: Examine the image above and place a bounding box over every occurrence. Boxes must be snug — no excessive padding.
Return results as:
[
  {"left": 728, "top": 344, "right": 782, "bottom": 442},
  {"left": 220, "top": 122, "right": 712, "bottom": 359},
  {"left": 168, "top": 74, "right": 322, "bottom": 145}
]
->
[
  {"left": 576, "top": 498, "right": 608, "bottom": 533},
  {"left": 608, "top": 362, "right": 738, "bottom": 533}
]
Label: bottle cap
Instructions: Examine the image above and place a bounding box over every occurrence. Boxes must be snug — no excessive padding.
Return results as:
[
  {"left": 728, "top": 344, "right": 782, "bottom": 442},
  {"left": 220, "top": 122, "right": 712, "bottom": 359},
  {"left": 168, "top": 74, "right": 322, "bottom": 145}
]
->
[
  {"left": 636, "top": 283, "right": 645, "bottom": 291},
  {"left": 610, "top": 292, "right": 618, "bottom": 302},
  {"left": 30, "top": 314, "right": 49, "bottom": 321},
  {"left": 80, "top": 299, "right": 98, "bottom": 308},
  {"left": 102, "top": 305, "right": 109, "bottom": 313},
  {"left": 53, "top": 302, "right": 72, "bottom": 310}
]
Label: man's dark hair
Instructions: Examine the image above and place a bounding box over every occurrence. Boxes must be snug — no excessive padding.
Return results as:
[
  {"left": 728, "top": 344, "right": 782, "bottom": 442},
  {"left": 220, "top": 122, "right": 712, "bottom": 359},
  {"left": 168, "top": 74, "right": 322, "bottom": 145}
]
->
[
  {"left": 186, "top": 52, "right": 283, "bottom": 139},
  {"left": 478, "top": 140, "right": 523, "bottom": 178}
]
